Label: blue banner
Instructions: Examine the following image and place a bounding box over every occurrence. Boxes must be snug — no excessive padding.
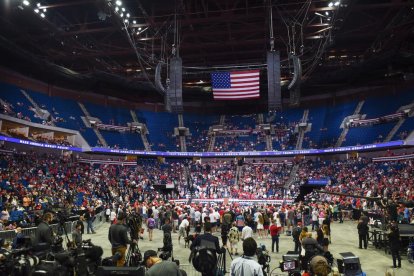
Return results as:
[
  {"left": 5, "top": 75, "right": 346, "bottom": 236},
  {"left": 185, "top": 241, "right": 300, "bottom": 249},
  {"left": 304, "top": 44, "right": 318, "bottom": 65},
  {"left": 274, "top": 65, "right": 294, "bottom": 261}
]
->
[{"left": 0, "top": 134, "right": 405, "bottom": 158}]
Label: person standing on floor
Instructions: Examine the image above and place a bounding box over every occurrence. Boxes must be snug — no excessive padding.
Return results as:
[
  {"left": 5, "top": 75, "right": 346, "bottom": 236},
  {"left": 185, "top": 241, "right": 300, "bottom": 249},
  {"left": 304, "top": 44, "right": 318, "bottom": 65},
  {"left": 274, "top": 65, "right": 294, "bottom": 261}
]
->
[
  {"left": 269, "top": 219, "right": 281, "bottom": 253},
  {"left": 357, "top": 219, "right": 369, "bottom": 249},
  {"left": 388, "top": 224, "right": 402, "bottom": 268},
  {"left": 228, "top": 222, "right": 240, "bottom": 255}
]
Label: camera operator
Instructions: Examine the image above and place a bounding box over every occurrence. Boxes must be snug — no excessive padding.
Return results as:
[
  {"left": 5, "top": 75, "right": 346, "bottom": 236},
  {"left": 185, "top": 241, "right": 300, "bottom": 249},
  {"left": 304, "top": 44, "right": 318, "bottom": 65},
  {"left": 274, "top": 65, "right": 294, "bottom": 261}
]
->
[
  {"left": 301, "top": 233, "right": 324, "bottom": 271},
  {"left": 142, "top": 250, "right": 186, "bottom": 276},
  {"left": 191, "top": 223, "right": 222, "bottom": 253},
  {"left": 230, "top": 237, "right": 263, "bottom": 276},
  {"left": 108, "top": 212, "right": 137, "bottom": 266},
  {"left": 34, "top": 212, "right": 54, "bottom": 248}
]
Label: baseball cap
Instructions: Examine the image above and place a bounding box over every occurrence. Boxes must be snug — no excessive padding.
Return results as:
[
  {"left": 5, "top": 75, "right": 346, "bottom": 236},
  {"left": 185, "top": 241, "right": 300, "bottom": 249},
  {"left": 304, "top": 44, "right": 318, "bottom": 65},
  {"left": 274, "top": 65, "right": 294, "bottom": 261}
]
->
[{"left": 142, "top": 250, "right": 157, "bottom": 266}]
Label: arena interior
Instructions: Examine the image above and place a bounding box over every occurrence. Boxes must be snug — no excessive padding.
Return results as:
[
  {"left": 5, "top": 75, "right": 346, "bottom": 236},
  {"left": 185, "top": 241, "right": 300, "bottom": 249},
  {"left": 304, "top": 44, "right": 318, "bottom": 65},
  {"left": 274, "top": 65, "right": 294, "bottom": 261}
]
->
[{"left": 0, "top": 0, "right": 414, "bottom": 275}]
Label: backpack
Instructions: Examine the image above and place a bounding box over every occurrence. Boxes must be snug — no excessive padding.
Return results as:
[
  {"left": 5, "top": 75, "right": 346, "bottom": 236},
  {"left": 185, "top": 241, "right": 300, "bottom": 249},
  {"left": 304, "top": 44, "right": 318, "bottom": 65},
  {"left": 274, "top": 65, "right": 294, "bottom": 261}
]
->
[{"left": 148, "top": 218, "right": 155, "bottom": 229}]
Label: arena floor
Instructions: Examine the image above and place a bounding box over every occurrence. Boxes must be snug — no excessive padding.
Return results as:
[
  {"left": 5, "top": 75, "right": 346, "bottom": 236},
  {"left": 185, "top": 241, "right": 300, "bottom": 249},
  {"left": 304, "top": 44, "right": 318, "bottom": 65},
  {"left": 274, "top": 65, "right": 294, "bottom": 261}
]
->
[{"left": 88, "top": 220, "right": 413, "bottom": 276}]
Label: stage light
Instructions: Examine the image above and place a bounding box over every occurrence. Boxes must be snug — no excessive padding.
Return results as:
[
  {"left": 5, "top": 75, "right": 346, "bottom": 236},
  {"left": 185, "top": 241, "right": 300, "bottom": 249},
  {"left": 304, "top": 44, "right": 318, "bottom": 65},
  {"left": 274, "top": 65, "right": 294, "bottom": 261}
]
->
[
  {"left": 43, "top": 8, "right": 46, "bottom": 12},
  {"left": 121, "top": 7, "right": 125, "bottom": 12},
  {"left": 328, "top": 2, "right": 333, "bottom": 7},
  {"left": 124, "top": 19, "right": 128, "bottom": 23},
  {"left": 34, "top": 9, "right": 39, "bottom": 13},
  {"left": 40, "top": 12, "right": 45, "bottom": 18},
  {"left": 36, "top": 3, "right": 40, "bottom": 7},
  {"left": 115, "top": 7, "right": 119, "bottom": 12},
  {"left": 126, "top": 13, "right": 130, "bottom": 18},
  {"left": 325, "top": 11, "right": 329, "bottom": 16},
  {"left": 334, "top": 1, "right": 340, "bottom": 6},
  {"left": 132, "top": 20, "right": 136, "bottom": 24},
  {"left": 120, "top": 13, "right": 124, "bottom": 17},
  {"left": 138, "top": 27, "right": 142, "bottom": 31},
  {"left": 23, "top": 0, "right": 30, "bottom": 6},
  {"left": 116, "top": 0, "right": 122, "bottom": 6}
]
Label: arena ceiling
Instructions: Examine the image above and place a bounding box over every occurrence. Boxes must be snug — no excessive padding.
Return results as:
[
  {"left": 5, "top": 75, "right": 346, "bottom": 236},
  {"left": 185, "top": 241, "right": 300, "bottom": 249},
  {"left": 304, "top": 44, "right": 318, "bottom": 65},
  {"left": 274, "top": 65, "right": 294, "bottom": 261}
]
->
[{"left": 0, "top": 0, "right": 414, "bottom": 104}]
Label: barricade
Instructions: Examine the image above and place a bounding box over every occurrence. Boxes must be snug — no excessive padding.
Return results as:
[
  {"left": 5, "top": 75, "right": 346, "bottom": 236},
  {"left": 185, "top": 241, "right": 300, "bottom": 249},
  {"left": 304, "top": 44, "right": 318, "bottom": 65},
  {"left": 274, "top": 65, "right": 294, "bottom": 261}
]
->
[{"left": 0, "top": 211, "right": 105, "bottom": 243}]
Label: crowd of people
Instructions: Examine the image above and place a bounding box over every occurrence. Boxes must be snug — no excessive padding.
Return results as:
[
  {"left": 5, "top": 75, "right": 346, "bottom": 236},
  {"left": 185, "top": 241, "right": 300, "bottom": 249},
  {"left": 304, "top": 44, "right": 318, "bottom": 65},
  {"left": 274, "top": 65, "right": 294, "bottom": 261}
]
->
[{"left": 0, "top": 146, "right": 414, "bottom": 275}]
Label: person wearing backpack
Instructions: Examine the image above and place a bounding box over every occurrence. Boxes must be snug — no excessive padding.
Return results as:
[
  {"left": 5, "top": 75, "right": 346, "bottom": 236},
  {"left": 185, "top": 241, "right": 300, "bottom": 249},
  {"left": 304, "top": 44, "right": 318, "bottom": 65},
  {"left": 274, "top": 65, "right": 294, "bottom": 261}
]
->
[
  {"left": 147, "top": 214, "right": 155, "bottom": 241},
  {"left": 292, "top": 222, "right": 302, "bottom": 253}
]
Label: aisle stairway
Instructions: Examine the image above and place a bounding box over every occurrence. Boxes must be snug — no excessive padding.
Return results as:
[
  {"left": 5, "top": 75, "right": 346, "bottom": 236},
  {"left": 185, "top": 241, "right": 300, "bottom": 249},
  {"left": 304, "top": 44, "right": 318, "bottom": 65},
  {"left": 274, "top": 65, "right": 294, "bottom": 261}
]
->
[
  {"left": 335, "top": 100, "right": 365, "bottom": 147},
  {"left": 78, "top": 102, "right": 108, "bottom": 147}
]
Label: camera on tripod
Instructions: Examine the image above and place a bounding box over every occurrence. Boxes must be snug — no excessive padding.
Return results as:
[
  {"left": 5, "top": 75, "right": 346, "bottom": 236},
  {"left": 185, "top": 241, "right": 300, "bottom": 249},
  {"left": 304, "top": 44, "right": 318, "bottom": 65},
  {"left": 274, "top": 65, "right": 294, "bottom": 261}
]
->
[{"left": 280, "top": 251, "right": 300, "bottom": 275}]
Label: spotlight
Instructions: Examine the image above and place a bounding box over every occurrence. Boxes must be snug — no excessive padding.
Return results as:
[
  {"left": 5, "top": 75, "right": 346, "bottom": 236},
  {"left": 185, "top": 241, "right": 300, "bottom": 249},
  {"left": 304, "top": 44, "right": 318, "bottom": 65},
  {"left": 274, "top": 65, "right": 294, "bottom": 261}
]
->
[
  {"left": 124, "top": 19, "right": 128, "bottom": 23},
  {"left": 334, "top": 1, "right": 340, "bottom": 6},
  {"left": 34, "top": 9, "right": 39, "bottom": 13},
  {"left": 121, "top": 7, "right": 125, "bottom": 12},
  {"left": 132, "top": 20, "right": 136, "bottom": 24},
  {"left": 120, "top": 13, "right": 124, "bottom": 17},
  {"left": 115, "top": 6, "right": 119, "bottom": 12},
  {"left": 40, "top": 12, "right": 45, "bottom": 18},
  {"left": 325, "top": 11, "right": 329, "bottom": 16},
  {"left": 116, "top": 0, "right": 122, "bottom": 6},
  {"left": 328, "top": 2, "right": 333, "bottom": 7},
  {"left": 126, "top": 13, "right": 130, "bottom": 18},
  {"left": 138, "top": 27, "right": 142, "bottom": 31},
  {"left": 23, "top": 0, "right": 30, "bottom": 6},
  {"left": 43, "top": 8, "right": 46, "bottom": 12},
  {"left": 36, "top": 2, "right": 40, "bottom": 7}
]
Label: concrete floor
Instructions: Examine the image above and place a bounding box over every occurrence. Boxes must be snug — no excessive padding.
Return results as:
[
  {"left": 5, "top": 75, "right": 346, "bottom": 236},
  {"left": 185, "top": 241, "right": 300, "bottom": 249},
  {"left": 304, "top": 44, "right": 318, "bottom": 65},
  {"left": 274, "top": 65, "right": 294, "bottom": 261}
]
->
[{"left": 88, "top": 220, "right": 413, "bottom": 276}]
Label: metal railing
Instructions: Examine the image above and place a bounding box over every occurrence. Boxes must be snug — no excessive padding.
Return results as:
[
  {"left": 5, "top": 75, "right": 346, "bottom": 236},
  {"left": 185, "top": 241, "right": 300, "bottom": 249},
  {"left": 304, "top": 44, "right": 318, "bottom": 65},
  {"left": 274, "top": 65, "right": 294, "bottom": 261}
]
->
[{"left": 0, "top": 211, "right": 105, "bottom": 243}]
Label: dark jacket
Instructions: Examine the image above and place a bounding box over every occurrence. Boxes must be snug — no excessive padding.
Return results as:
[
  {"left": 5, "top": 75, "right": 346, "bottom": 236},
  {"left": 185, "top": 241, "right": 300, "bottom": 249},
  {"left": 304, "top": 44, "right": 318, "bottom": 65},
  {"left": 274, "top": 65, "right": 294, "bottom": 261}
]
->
[
  {"left": 357, "top": 222, "right": 369, "bottom": 235},
  {"left": 388, "top": 229, "right": 401, "bottom": 251},
  {"left": 302, "top": 237, "right": 323, "bottom": 253},
  {"left": 108, "top": 223, "right": 132, "bottom": 248},
  {"left": 191, "top": 232, "right": 221, "bottom": 253},
  {"left": 35, "top": 221, "right": 54, "bottom": 246}
]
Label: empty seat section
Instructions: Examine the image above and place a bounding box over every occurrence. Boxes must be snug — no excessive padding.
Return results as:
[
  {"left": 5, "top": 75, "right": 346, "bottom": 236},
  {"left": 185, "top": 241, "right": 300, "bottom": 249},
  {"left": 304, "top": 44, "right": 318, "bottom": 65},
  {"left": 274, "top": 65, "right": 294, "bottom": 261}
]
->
[
  {"left": 139, "top": 111, "right": 178, "bottom": 151},
  {"left": 343, "top": 123, "right": 395, "bottom": 146},
  {"left": 101, "top": 131, "right": 144, "bottom": 150},
  {"left": 0, "top": 83, "right": 42, "bottom": 123},
  {"left": 27, "top": 90, "right": 83, "bottom": 130}
]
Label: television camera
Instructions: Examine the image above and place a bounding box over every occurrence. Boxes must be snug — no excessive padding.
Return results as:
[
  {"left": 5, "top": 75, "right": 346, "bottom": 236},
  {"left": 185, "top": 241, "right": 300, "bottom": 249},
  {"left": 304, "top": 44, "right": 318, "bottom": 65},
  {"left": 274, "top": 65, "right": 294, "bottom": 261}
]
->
[{"left": 256, "top": 244, "right": 271, "bottom": 276}]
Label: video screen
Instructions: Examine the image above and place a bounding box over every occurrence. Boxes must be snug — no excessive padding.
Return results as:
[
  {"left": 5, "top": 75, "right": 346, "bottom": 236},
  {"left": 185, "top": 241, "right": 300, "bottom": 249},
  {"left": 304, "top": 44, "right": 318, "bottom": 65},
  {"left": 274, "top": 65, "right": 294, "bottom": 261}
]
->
[{"left": 283, "top": 260, "right": 297, "bottom": 271}]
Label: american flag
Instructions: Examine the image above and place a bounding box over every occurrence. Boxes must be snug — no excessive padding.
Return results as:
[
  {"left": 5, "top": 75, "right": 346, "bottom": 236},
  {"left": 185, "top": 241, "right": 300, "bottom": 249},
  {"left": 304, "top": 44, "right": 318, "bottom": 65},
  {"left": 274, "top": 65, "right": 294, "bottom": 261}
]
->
[{"left": 211, "top": 70, "right": 260, "bottom": 100}]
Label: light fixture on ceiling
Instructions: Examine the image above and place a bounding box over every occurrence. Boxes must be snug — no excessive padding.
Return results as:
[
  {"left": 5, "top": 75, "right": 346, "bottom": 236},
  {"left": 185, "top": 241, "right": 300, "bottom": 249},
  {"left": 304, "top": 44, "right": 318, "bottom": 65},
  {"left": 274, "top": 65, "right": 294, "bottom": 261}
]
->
[
  {"left": 34, "top": 8, "right": 39, "bottom": 13},
  {"left": 23, "top": 0, "right": 30, "bottom": 6},
  {"left": 120, "top": 13, "right": 124, "bottom": 17},
  {"left": 126, "top": 13, "right": 130, "bottom": 18},
  {"left": 132, "top": 20, "right": 136, "bottom": 24},
  {"left": 40, "top": 12, "right": 45, "bottom": 18},
  {"left": 334, "top": 1, "right": 340, "bottom": 6},
  {"left": 116, "top": 0, "right": 122, "bottom": 6},
  {"left": 138, "top": 27, "right": 142, "bottom": 31},
  {"left": 36, "top": 2, "right": 40, "bottom": 7},
  {"left": 325, "top": 11, "right": 329, "bottom": 16},
  {"left": 124, "top": 19, "right": 128, "bottom": 23},
  {"left": 121, "top": 7, "right": 125, "bottom": 12},
  {"left": 328, "top": 2, "right": 333, "bottom": 7},
  {"left": 43, "top": 8, "right": 46, "bottom": 12},
  {"left": 115, "top": 6, "right": 119, "bottom": 12}
]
